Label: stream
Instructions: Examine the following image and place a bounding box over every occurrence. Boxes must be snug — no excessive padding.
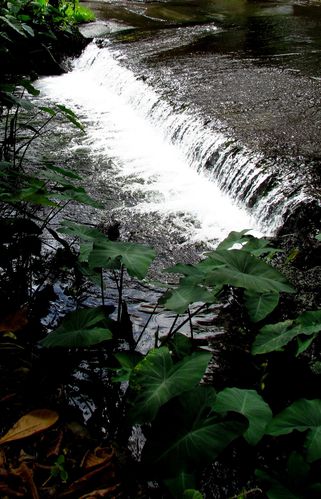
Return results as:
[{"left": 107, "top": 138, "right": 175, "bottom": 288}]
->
[{"left": 33, "top": 0, "right": 321, "bottom": 347}]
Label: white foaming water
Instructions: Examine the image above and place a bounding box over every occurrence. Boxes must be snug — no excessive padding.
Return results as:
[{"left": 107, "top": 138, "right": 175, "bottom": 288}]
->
[{"left": 37, "top": 43, "right": 260, "bottom": 243}]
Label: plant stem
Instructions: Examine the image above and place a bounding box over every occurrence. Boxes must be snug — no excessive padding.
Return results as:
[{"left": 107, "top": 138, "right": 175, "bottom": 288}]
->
[{"left": 134, "top": 301, "right": 159, "bottom": 349}]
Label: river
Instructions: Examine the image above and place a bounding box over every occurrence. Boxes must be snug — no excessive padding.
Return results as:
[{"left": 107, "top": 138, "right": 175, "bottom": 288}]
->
[{"left": 33, "top": 0, "right": 321, "bottom": 338}]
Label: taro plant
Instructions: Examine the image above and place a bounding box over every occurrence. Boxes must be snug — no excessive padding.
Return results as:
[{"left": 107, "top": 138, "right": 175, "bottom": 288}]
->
[
  {"left": 34, "top": 226, "right": 321, "bottom": 497},
  {"left": 162, "top": 229, "right": 294, "bottom": 322}
]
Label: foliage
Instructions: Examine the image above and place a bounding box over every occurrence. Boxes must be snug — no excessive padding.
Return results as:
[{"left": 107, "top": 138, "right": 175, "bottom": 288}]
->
[
  {"left": 50, "top": 455, "right": 68, "bottom": 483},
  {"left": 1, "top": 7, "right": 321, "bottom": 492},
  {"left": 267, "top": 399, "right": 321, "bottom": 463},
  {"left": 163, "top": 231, "right": 294, "bottom": 320},
  {"left": 252, "top": 310, "right": 321, "bottom": 355},
  {"left": 127, "top": 347, "right": 211, "bottom": 423},
  {"left": 40, "top": 307, "right": 113, "bottom": 347},
  {"left": 212, "top": 387, "right": 272, "bottom": 445}
]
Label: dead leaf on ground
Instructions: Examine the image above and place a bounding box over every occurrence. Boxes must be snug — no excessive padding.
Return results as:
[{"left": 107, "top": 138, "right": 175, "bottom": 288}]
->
[
  {"left": 0, "top": 447, "right": 6, "bottom": 467},
  {"left": 0, "top": 409, "right": 59, "bottom": 445},
  {"left": 79, "top": 484, "right": 120, "bottom": 498},
  {"left": 81, "top": 447, "right": 114, "bottom": 470},
  {"left": 0, "top": 308, "right": 28, "bottom": 334},
  {"left": 59, "top": 463, "right": 115, "bottom": 497},
  {"left": 15, "top": 462, "right": 39, "bottom": 499},
  {"left": 46, "top": 429, "right": 64, "bottom": 458}
]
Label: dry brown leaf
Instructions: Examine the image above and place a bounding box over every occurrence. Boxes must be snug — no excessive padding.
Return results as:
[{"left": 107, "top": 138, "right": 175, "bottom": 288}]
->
[
  {"left": 0, "top": 409, "right": 59, "bottom": 445},
  {"left": 0, "top": 483, "right": 25, "bottom": 497},
  {"left": 0, "top": 448, "right": 6, "bottom": 467},
  {"left": 46, "top": 429, "right": 64, "bottom": 458},
  {"left": 82, "top": 447, "right": 114, "bottom": 470},
  {"left": 59, "top": 465, "right": 115, "bottom": 497},
  {"left": 15, "top": 462, "right": 39, "bottom": 499},
  {"left": 0, "top": 308, "right": 28, "bottom": 334},
  {"left": 79, "top": 484, "right": 120, "bottom": 498}
]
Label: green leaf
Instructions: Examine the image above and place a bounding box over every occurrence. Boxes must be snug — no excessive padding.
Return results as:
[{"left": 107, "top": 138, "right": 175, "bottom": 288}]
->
[
  {"left": 47, "top": 164, "right": 81, "bottom": 180},
  {"left": 54, "top": 186, "right": 102, "bottom": 208},
  {"left": 216, "top": 229, "right": 251, "bottom": 250},
  {"left": 112, "top": 351, "right": 143, "bottom": 382},
  {"left": 40, "top": 307, "right": 112, "bottom": 348},
  {"left": 89, "top": 239, "right": 156, "bottom": 280},
  {"left": 0, "top": 15, "right": 27, "bottom": 36},
  {"left": 287, "top": 452, "right": 310, "bottom": 489},
  {"left": 183, "top": 490, "right": 204, "bottom": 499},
  {"left": 252, "top": 310, "right": 321, "bottom": 355},
  {"left": 267, "top": 399, "right": 321, "bottom": 462},
  {"left": 128, "top": 347, "right": 211, "bottom": 423},
  {"left": 56, "top": 104, "right": 84, "bottom": 131},
  {"left": 205, "top": 250, "right": 295, "bottom": 294},
  {"left": 164, "top": 472, "right": 196, "bottom": 498},
  {"left": 142, "top": 386, "right": 246, "bottom": 476},
  {"left": 213, "top": 388, "right": 272, "bottom": 445},
  {"left": 79, "top": 241, "right": 93, "bottom": 263},
  {"left": 58, "top": 221, "right": 104, "bottom": 241},
  {"left": 168, "top": 333, "right": 193, "bottom": 360},
  {"left": 21, "top": 23, "right": 34, "bottom": 37},
  {"left": 163, "top": 283, "right": 215, "bottom": 314},
  {"left": 242, "top": 238, "right": 282, "bottom": 258},
  {"left": 296, "top": 335, "right": 317, "bottom": 356},
  {"left": 255, "top": 469, "right": 301, "bottom": 499},
  {"left": 244, "top": 290, "right": 279, "bottom": 323},
  {"left": 15, "top": 186, "right": 57, "bottom": 206},
  {"left": 165, "top": 263, "right": 204, "bottom": 278},
  {"left": 39, "top": 106, "right": 56, "bottom": 116},
  {"left": 77, "top": 262, "right": 102, "bottom": 287},
  {"left": 252, "top": 320, "right": 296, "bottom": 355},
  {"left": 19, "top": 79, "right": 40, "bottom": 96}
]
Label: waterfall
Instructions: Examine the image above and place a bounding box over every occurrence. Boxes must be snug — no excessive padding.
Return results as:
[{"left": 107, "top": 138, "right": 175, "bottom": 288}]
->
[{"left": 37, "top": 41, "right": 316, "bottom": 243}]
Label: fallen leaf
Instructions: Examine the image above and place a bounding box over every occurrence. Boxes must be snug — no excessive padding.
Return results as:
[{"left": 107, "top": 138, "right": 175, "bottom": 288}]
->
[
  {"left": 15, "top": 462, "right": 39, "bottom": 499},
  {"left": 59, "top": 463, "right": 115, "bottom": 497},
  {"left": 0, "top": 308, "right": 28, "bottom": 334},
  {"left": 46, "top": 429, "right": 64, "bottom": 458},
  {"left": 0, "top": 483, "right": 25, "bottom": 497},
  {"left": 79, "top": 484, "right": 120, "bottom": 498},
  {"left": 0, "top": 448, "right": 6, "bottom": 467},
  {"left": 81, "top": 447, "right": 114, "bottom": 470},
  {"left": 0, "top": 409, "right": 59, "bottom": 445}
]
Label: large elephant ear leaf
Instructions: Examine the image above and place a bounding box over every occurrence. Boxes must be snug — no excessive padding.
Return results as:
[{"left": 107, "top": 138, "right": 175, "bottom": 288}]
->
[
  {"left": 266, "top": 399, "right": 321, "bottom": 462},
  {"left": 142, "top": 386, "right": 246, "bottom": 477},
  {"left": 244, "top": 290, "right": 280, "bottom": 323},
  {"left": 39, "top": 307, "right": 112, "bottom": 348},
  {"left": 162, "top": 283, "right": 216, "bottom": 314},
  {"left": 252, "top": 310, "right": 321, "bottom": 355},
  {"left": 206, "top": 250, "right": 295, "bottom": 294},
  {"left": 89, "top": 239, "right": 156, "bottom": 279},
  {"left": 128, "top": 347, "right": 211, "bottom": 424},
  {"left": 212, "top": 388, "right": 272, "bottom": 445}
]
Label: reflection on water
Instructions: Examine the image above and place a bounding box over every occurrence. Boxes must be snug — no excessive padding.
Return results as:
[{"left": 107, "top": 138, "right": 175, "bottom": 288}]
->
[{"left": 95, "top": 0, "right": 321, "bottom": 76}]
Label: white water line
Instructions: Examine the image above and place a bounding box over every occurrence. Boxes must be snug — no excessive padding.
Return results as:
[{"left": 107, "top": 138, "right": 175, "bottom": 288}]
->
[{"left": 36, "top": 42, "right": 310, "bottom": 241}]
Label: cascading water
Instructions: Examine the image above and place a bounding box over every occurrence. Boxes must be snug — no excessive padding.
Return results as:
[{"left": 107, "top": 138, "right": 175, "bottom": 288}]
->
[{"left": 36, "top": 40, "right": 316, "bottom": 245}]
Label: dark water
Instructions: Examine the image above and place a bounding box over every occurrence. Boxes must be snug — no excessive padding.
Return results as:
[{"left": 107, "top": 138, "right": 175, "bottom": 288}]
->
[{"left": 34, "top": 0, "right": 321, "bottom": 352}]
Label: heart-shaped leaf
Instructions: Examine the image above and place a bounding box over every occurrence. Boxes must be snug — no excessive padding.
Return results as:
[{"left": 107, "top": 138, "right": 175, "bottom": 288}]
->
[
  {"left": 89, "top": 239, "right": 156, "bottom": 279},
  {"left": 252, "top": 310, "right": 321, "bottom": 355},
  {"left": 244, "top": 290, "right": 279, "bottom": 323},
  {"left": 142, "top": 386, "right": 246, "bottom": 476},
  {"left": 267, "top": 399, "right": 321, "bottom": 462},
  {"left": 128, "top": 347, "right": 211, "bottom": 423},
  {"left": 40, "top": 307, "right": 112, "bottom": 348},
  {"left": 213, "top": 387, "right": 272, "bottom": 445},
  {"left": 205, "top": 250, "right": 295, "bottom": 294}
]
